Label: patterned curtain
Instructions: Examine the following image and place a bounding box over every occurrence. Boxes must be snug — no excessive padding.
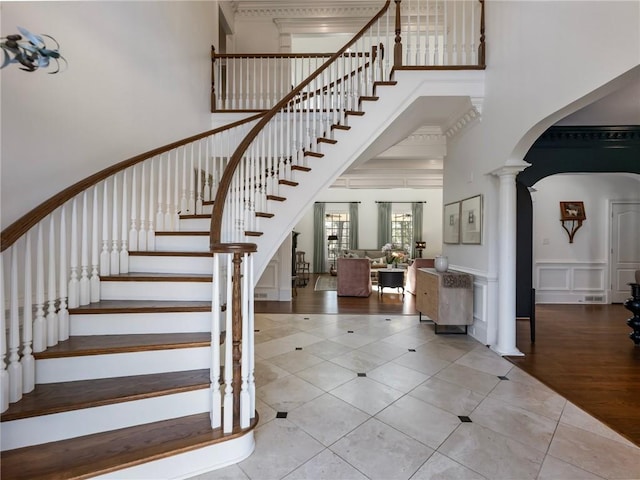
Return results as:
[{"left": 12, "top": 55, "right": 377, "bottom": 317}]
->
[
  {"left": 349, "top": 202, "right": 359, "bottom": 250},
  {"left": 377, "top": 202, "right": 392, "bottom": 248},
  {"left": 313, "top": 202, "right": 326, "bottom": 272},
  {"left": 411, "top": 202, "right": 424, "bottom": 258}
]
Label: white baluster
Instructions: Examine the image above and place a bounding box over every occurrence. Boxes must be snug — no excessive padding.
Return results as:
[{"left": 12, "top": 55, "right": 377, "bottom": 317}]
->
[
  {"left": 240, "top": 252, "right": 250, "bottom": 428},
  {"left": 147, "top": 159, "right": 156, "bottom": 251},
  {"left": 210, "top": 253, "right": 222, "bottom": 429},
  {"left": 174, "top": 150, "right": 181, "bottom": 230},
  {"left": 129, "top": 166, "right": 139, "bottom": 252},
  {"left": 111, "top": 175, "right": 120, "bottom": 275},
  {"left": 156, "top": 154, "right": 165, "bottom": 232},
  {"left": 100, "top": 181, "right": 110, "bottom": 276},
  {"left": 121, "top": 170, "right": 130, "bottom": 273},
  {"left": 34, "top": 223, "right": 47, "bottom": 351},
  {"left": 180, "top": 146, "right": 188, "bottom": 214},
  {"left": 196, "top": 141, "right": 203, "bottom": 214},
  {"left": 9, "top": 247, "right": 23, "bottom": 402},
  {"left": 165, "top": 153, "right": 174, "bottom": 230},
  {"left": 58, "top": 206, "right": 69, "bottom": 341},
  {"left": 204, "top": 137, "right": 211, "bottom": 202},
  {"left": 22, "top": 232, "right": 35, "bottom": 393},
  {"left": 0, "top": 254, "right": 9, "bottom": 412},
  {"left": 46, "top": 216, "right": 59, "bottom": 346},
  {"left": 68, "top": 198, "right": 80, "bottom": 308},
  {"left": 90, "top": 187, "right": 101, "bottom": 303},
  {"left": 138, "top": 163, "right": 148, "bottom": 251},
  {"left": 188, "top": 144, "right": 196, "bottom": 214},
  {"left": 248, "top": 253, "right": 255, "bottom": 417},
  {"left": 223, "top": 254, "right": 233, "bottom": 433}
]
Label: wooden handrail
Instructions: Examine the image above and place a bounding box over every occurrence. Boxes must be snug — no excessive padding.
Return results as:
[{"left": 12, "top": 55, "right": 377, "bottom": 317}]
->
[
  {"left": 209, "top": 0, "right": 392, "bottom": 247},
  {"left": 1, "top": 113, "right": 265, "bottom": 252}
]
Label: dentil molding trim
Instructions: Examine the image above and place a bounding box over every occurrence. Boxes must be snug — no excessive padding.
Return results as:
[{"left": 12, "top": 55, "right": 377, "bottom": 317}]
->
[{"left": 231, "top": 1, "right": 380, "bottom": 19}]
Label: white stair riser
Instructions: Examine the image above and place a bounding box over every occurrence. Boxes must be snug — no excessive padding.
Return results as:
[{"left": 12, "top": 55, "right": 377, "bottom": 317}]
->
[
  {"left": 96, "top": 431, "right": 255, "bottom": 479},
  {"left": 129, "top": 255, "right": 213, "bottom": 274},
  {"left": 70, "top": 311, "right": 213, "bottom": 335},
  {"left": 179, "top": 218, "right": 210, "bottom": 231},
  {"left": 1, "top": 389, "right": 210, "bottom": 451},
  {"left": 202, "top": 204, "right": 213, "bottom": 215},
  {"left": 155, "top": 235, "right": 210, "bottom": 252},
  {"left": 101, "top": 281, "right": 212, "bottom": 301},
  {"left": 35, "top": 347, "right": 211, "bottom": 383}
]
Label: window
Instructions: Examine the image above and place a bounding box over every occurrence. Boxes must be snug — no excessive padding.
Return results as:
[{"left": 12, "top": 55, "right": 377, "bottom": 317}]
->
[
  {"left": 391, "top": 212, "right": 412, "bottom": 251},
  {"left": 325, "top": 212, "right": 350, "bottom": 260}
]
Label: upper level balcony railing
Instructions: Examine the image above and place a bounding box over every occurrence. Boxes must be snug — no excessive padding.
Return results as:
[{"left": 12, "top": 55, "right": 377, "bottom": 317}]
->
[{"left": 211, "top": 0, "right": 485, "bottom": 112}]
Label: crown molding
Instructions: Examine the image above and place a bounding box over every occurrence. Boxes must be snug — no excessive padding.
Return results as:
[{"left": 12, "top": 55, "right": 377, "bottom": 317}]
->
[
  {"left": 232, "top": 1, "right": 380, "bottom": 19},
  {"left": 444, "top": 106, "right": 481, "bottom": 138}
]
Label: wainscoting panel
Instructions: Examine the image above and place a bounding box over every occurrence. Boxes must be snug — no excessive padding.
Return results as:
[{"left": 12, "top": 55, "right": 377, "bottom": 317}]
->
[{"left": 536, "top": 261, "right": 607, "bottom": 303}]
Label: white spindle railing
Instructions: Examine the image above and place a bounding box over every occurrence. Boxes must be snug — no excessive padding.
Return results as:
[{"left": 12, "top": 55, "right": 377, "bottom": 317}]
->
[
  {"left": 211, "top": 0, "right": 483, "bottom": 113},
  {"left": 0, "top": 116, "right": 260, "bottom": 424},
  {"left": 214, "top": 7, "right": 393, "bottom": 245}
]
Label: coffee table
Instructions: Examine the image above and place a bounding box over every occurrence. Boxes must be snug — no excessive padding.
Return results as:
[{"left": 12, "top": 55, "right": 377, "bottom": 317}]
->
[{"left": 377, "top": 268, "right": 405, "bottom": 297}]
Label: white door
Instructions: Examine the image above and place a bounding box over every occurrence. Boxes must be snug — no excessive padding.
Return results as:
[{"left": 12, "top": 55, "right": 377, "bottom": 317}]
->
[{"left": 610, "top": 202, "right": 640, "bottom": 303}]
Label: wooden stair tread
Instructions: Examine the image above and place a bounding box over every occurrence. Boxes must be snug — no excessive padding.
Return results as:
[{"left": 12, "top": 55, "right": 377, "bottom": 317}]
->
[
  {"left": 179, "top": 214, "right": 211, "bottom": 219},
  {"left": 100, "top": 272, "right": 212, "bottom": 281},
  {"left": 1, "top": 370, "right": 210, "bottom": 422},
  {"left": 255, "top": 212, "right": 274, "bottom": 218},
  {"left": 244, "top": 231, "right": 263, "bottom": 237},
  {"left": 331, "top": 124, "right": 351, "bottom": 131},
  {"left": 359, "top": 95, "right": 379, "bottom": 102},
  {"left": 69, "top": 299, "right": 212, "bottom": 314},
  {"left": 0, "top": 412, "right": 258, "bottom": 480},
  {"left": 304, "top": 151, "right": 324, "bottom": 158},
  {"left": 345, "top": 110, "right": 364, "bottom": 116},
  {"left": 291, "top": 165, "right": 311, "bottom": 172},
  {"left": 279, "top": 179, "right": 298, "bottom": 186},
  {"left": 318, "top": 137, "right": 338, "bottom": 144},
  {"left": 34, "top": 332, "right": 212, "bottom": 359},
  {"left": 129, "top": 251, "right": 213, "bottom": 257},
  {"left": 266, "top": 194, "right": 286, "bottom": 202}
]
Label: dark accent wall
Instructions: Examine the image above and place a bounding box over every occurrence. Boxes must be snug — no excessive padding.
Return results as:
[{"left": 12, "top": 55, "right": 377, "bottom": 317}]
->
[{"left": 515, "top": 125, "right": 640, "bottom": 317}]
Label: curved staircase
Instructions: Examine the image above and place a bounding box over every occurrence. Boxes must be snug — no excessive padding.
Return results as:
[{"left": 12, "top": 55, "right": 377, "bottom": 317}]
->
[{"left": 1, "top": 205, "right": 257, "bottom": 480}]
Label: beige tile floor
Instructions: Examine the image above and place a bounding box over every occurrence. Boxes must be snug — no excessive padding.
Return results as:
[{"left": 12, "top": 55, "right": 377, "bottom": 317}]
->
[{"left": 190, "top": 313, "right": 640, "bottom": 480}]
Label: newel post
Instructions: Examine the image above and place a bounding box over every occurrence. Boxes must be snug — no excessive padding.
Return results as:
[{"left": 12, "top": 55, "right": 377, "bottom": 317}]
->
[
  {"left": 394, "top": 0, "right": 403, "bottom": 68},
  {"left": 231, "top": 250, "right": 243, "bottom": 424},
  {"left": 211, "top": 45, "right": 217, "bottom": 113},
  {"left": 478, "top": 0, "right": 486, "bottom": 66}
]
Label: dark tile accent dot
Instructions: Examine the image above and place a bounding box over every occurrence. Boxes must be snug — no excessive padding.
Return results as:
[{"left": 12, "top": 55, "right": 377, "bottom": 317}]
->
[
  {"left": 347, "top": 330, "right": 354, "bottom": 333},
  {"left": 458, "top": 416, "right": 472, "bottom": 423},
  {"left": 357, "top": 373, "right": 367, "bottom": 377},
  {"left": 386, "top": 318, "right": 391, "bottom": 321},
  {"left": 295, "top": 347, "right": 303, "bottom": 351},
  {"left": 254, "top": 329, "right": 260, "bottom": 332},
  {"left": 276, "top": 412, "right": 288, "bottom": 418},
  {"left": 498, "top": 375, "right": 509, "bottom": 380},
  {"left": 304, "top": 317, "right": 310, "bottom": 320},
  {"left": 408, "top": 349, "right": 416, "bottom": 352}
]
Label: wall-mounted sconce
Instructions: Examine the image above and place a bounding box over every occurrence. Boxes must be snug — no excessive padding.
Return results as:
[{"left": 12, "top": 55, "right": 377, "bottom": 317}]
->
[
  {"left": 559, "top": 201, "right": 586, "bottom": 243},
  {"left": 415, "top": 241, "right": 426, "bottom": 257}
]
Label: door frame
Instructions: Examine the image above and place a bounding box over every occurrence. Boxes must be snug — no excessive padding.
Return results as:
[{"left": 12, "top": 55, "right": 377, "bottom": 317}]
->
[{"left": 608, "top": 199, "right": 640, "bottom": 303}]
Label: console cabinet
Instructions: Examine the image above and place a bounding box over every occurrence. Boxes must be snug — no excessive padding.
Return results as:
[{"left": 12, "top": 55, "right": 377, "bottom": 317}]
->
[{"left": 416, "top": 268, "right": 473, "bottom": 333}]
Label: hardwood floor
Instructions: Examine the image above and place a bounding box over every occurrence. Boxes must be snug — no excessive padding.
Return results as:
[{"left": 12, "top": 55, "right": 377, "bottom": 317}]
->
[
  {"left": 256, "top": 273, "right": 418, "bottom": 315},
  {"left": 256, "top": 277, "right": 640, "bottom": 446}
]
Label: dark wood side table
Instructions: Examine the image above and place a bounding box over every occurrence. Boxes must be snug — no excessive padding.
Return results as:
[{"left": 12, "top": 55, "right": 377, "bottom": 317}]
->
[{"left": 377, "top": 268, "right": 405, "bottom": 297}]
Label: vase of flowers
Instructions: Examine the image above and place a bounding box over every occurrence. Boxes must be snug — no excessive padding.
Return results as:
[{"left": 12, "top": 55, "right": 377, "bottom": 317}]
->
[{"left": 381, "top": 243, "right": 407, "bottom": 269}]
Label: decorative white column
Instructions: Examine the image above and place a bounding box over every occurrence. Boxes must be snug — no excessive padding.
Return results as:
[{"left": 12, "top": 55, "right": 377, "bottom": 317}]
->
[{"left": 491, "top": 162, "right": 529, "bottom": 357}]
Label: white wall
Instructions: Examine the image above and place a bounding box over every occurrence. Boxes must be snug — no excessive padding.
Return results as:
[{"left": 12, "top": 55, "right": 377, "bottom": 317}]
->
[
  {"left": 1, "top": 1, "right": 218, "bottom": 229},
  {"left": 533, "top": 173, "right": 640, "bottom": 303},
  {"left": 293, "top": 187, "right": 443, "bottom": 272}
]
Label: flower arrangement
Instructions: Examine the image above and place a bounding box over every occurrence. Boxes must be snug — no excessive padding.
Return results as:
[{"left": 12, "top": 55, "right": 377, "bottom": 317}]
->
[
  {"left": 381, "top": 243, "right": 408, "bottom": 266},
  {"left": 1, "top": 27, "right": 66, "bottom": 74}
]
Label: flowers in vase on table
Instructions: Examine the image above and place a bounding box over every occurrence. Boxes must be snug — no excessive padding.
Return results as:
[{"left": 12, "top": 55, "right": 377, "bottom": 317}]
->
[{"left": 381, "top": 243, "right": 407, "bottom": 266}]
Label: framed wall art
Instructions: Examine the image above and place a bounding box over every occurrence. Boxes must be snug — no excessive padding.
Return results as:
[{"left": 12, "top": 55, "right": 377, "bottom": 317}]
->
[
  {"left": 460, "top": 195, "right": 482, "bottom": 244},
  {"left": 443, "top": 201, "right": 460, "bottom": 244}
]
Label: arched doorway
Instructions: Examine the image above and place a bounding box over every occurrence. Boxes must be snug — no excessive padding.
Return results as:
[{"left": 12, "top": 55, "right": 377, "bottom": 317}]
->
[{"left": 515, "top": 126, "right": 640, "bottom": 321}]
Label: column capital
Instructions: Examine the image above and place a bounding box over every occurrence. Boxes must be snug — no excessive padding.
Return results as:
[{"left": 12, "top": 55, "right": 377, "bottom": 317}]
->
[{"left": 490, "top": 161, "right": 531, "bottom": 178}]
